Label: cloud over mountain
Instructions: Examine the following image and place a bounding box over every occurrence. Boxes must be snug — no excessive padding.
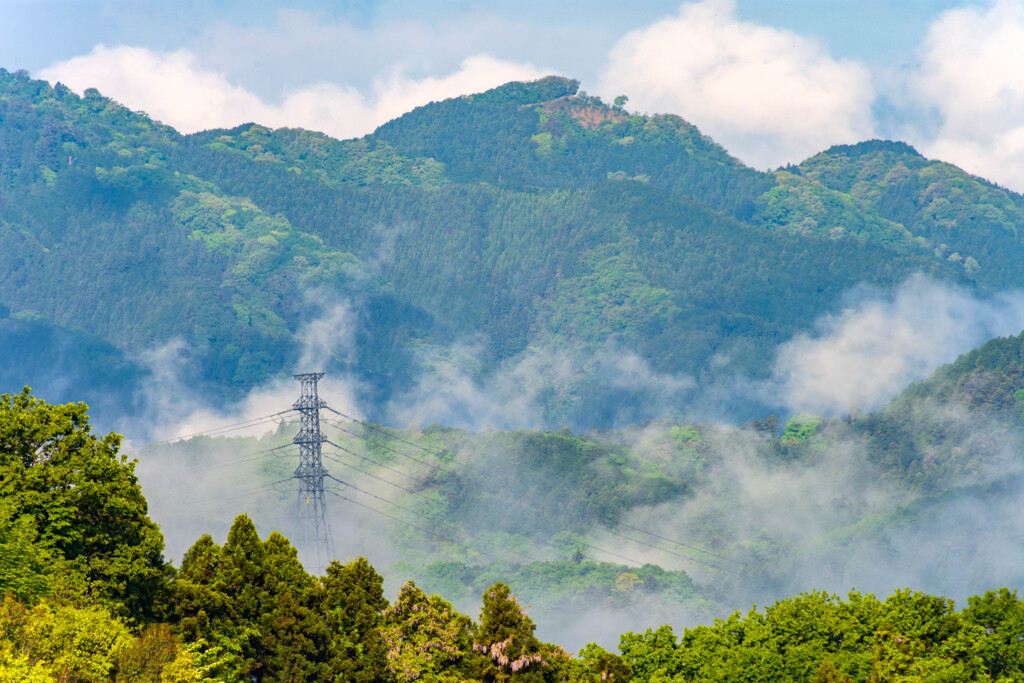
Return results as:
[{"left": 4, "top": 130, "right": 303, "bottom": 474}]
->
[{"left": 597, "top": 0, "right": 875, "bottom": 170}]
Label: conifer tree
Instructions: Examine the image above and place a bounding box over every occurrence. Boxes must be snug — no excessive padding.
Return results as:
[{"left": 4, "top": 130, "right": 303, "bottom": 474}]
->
[{"left": 322, "top": 557, "right": 390, "bottom": 683}]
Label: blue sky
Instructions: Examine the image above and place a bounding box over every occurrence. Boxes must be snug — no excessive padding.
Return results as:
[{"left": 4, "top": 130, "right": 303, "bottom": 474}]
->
[{"left": 3, "top": 0, "right": 1022, "bottom": 190}]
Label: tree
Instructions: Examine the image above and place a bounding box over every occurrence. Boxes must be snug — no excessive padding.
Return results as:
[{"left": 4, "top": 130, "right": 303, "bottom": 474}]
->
[
  {"left": 963, "top": 588, "right": 1024, "bottom": 680},
  {"left": 113, "top": 623, "right": 181, "bottom": 683},
  {"left": 172, "top": 515, "right": 332, "bottom": 683},
  {"left": 0, "top": 593, "right": 133, "bottom": 683},
  {"left": 322, "top": 556, "right": 390, "bottom": 683},
  {"left": 618, "top": 625, "right": 679, "bottom": 683},
  {"left": 813, "top": 659, "right": 851, "bottom": 683},
  {"left": 0, "top": 500, "right": 51, "bottom": 603},
  {"left": 0, "top": 389, "right": 168, "bottom": 623},
  {"left": 382, "top": 581, "right": 476, "bottom": 682},
  {"left": 473, "top": 582, "right": 551, "bottom": 683},
  {"left": 258, "top": 532, "right": 330, "bottom": 683},
  {"left": 576, "top": 643, "right": 632, "bottom": 683}
]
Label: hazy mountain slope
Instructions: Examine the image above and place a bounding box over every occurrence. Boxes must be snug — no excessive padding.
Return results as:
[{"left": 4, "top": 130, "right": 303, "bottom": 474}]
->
[
  {"left": 0, "top": 312, "right": 141, "bottom": 421},
  {"left": 136, "top": 328, "right": 1024, "bottom": 638}
]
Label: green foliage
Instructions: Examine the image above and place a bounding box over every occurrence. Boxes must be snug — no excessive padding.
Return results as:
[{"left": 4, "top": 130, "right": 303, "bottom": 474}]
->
[
  {"left": 0, "top": 594, "right": 133, "bottom": 683},
  {"left": 173, "top": 515, "right": 338, "bottom": 682},
  {"left": 856, "top": 331, "right": 1024, "bottom": 491},
  {"left": 321, "top": 556, "right": 389, "bottom": 683},
  {"left": 474, "top": 582, "right": 558, "bottom": 683},
  {"left": 382, "top": 581, "right": 478, "bottom": 682},
  {"left": 783, "top": 413, "right": 822, "bottom": 443},
  {"left": 617, "top": 589, "right": 1010, "bottom": 683},
  {"left": 0, "top": 388, "right": 167, "bottom": 622},
  {"left": 576, "top": 643, "right": 632, "bottom": 683},
  {"left": 793, "top": 140, "right": 1024, "bottom": 288},
  {"left": 0, "top": 501, "right": 51, "bottom": 604}
]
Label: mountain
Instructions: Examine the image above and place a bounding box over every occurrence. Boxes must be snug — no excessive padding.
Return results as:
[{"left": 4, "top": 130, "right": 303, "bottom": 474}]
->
[{"left": 2, "top": 69, "right": 1022, "bottom": 428}]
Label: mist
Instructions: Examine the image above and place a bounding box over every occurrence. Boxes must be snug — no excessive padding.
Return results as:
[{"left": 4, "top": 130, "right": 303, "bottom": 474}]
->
[
  {"left": 120, "top": 274, "right": 1024, "bottom": 652},
  {"left": 761, "top": 274, "right": 1024, "bottom": 416}
]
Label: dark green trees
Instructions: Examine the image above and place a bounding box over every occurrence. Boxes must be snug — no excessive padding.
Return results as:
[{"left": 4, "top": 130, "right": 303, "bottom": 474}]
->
[
  {"left": 322, "top": 556, "right": 390, "bottom": 682},
  {"left": 473, "top": 582, "right": 569, "bottom": 683},
  {"left": 173, "top": 515, "right": 399, "bottom": 683},
  {"left": 174, "top": 515, "right": 333, "bottom": 682}
]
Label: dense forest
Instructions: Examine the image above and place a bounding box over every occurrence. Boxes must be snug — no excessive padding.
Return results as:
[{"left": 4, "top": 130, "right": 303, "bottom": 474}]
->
[
  {"left": 9, "top": 388, "right": 1024, "bottom": 682},
  {"left": 5, "top": 69, "right": 1024, "bottom": 428}
]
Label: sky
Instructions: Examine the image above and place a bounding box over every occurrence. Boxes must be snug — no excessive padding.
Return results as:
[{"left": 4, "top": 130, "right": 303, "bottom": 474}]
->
[{"left": 3, "top": 0, "right": 1024, "bottom": 191}]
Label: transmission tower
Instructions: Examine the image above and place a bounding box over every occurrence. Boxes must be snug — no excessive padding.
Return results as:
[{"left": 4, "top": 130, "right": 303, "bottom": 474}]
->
[{"left": 292, "top": 372, "right": 334, "bottom": 572}]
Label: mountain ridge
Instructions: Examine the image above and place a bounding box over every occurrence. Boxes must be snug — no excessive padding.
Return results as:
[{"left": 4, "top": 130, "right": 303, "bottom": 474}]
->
[{"left": 1, "top": 67, "right": 1021, "bottom": 428}]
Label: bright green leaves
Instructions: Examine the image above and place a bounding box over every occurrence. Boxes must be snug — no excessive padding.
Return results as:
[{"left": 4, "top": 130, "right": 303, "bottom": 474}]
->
[
  {"left": 618, "top": 589, "right": 1012, "bottom": 683},
  {"left": 0, "top": 501, "right": 52, "bottom": 603},
  {"left": 0, "top": 595, "right": 201, "bottom": 683},
  {"left": 782, "top": 414, "right": 822, "bottom": 443},
  {"left": 0, "top": 388, "right": 167, "bottom": 623},
  {"left": 0, "top": 594, "right": 132, "bottom": 683}
]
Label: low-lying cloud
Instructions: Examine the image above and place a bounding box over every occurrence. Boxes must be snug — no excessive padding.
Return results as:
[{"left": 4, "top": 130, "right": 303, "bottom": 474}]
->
[
  {"left": 385, "top": 341, "right": 694, "bottom": 432},
  {"left": 764, "top": 275, "right": 1024, "bottom": 416}
]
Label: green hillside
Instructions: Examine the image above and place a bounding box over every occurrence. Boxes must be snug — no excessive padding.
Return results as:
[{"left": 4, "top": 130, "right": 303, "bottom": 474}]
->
[{"left": 3, "top": 69, "right": 1024, "bottom": 427}]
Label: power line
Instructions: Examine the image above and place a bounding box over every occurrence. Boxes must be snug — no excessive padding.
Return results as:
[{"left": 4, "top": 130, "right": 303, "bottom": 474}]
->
[
  {"left": 200, "top": 444, "right": 296, "bottom": 472},
  {"left": 323, "top": 452, "right": 430, "bottom": 503},
  {"left": 324, "top": 479, "right": 546, "bottom": 565},
  {"left": 617, "top": 522, "right": 748, "bottom": 567},
  {"left": 322, "top": 411, "right": 745, "bottom": 570},
  {"left": 323, "top": 440, "right": 428, "bottom": 489},
  {"left": 155, "top": 410, "right": 297, "bottom": 444},
  {"left": 322, "top": 410, "right": 483, "bottom": 476},
  {"left": 598, "top": 527, "right": 738, "bottom": 574},
  {"left": 324, "top": 487, "right": 439, "bottom": 538},
  {"left": 324, "top": 474, "right": 445, "bottom": 528},
  {"left": 321, "top": 416, "right": 454, "bottom": 478},
  {"left": 324, "top": 442, "right": 434, "bottom": 500},
  {"left": 191, "top": 476, "right": 294, "bottom": 506}
]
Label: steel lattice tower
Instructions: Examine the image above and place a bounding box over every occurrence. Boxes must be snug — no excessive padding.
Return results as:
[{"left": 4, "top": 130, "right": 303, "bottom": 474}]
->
[{"left": 292, "top": 372, "right": 333, "bottom": 571}]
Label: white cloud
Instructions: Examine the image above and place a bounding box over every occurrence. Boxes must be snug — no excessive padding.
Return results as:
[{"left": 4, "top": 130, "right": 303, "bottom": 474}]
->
[
  {"left": 765, "top": 276, "right": 1024, "bottom": 416},
  {"left": 38, "top": 45, "right": 545, "bottom": 138},
  {"left": 913, "top": 0, "right": 1024, "bottom": 192},
  {"left": 597, "top": 0, "right": 875, "bottom": 169}
]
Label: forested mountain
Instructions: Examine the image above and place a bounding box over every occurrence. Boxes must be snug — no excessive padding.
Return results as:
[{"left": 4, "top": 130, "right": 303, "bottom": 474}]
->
[{"left": 6, "top": 69, "right": 1024, "bottom": 428}]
